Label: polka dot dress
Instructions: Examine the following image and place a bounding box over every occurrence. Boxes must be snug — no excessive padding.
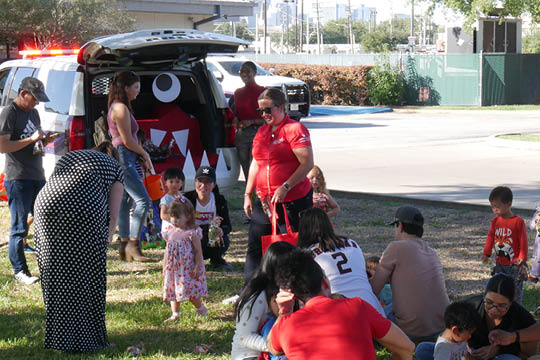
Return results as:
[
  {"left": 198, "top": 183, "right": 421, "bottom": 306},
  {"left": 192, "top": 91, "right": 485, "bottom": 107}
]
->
[{"left": 34, "top": 150, "right": 124, "bottom": 352}]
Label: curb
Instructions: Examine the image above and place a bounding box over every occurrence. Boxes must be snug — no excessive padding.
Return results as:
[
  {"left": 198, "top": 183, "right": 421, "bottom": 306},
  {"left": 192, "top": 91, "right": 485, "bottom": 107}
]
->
[{"left": 329, "top": 189, "right": 536, "bottom": 217}]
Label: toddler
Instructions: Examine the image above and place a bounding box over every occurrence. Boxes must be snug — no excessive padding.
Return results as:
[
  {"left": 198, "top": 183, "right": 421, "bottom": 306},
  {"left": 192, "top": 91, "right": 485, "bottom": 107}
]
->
[
  {"left": 307, "top": 165, "right": 340, "bottom": 218},
  {"left": 482, "top": 186, "right": 528, "bottom": 303},
  {"left": 160, "top": 166, "right": 185, "bottom": 232},
  {"left": 163, "top": 198, "right": 207, "bottom": 321},
  {"left": 529, "top": 203, "right": 540, "bottom": 282},
  {"left": 434, "top": 301, "right": 480, "bottom": 360},
  {"left": 365, "top": 256, "right": 392, "bottom": 308}
]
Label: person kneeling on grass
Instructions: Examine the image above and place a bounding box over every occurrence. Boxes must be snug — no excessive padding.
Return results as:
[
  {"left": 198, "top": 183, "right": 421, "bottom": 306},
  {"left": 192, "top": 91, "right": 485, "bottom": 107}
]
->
[
  {"left": 184, "top": 166, "right": 232, "bottom": 271},
  {"left": 266, "top": 248, "right": 415, "bottom": 360}
]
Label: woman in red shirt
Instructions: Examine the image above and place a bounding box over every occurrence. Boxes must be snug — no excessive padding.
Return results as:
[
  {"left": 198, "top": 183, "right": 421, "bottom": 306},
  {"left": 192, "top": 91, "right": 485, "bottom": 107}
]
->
[
  {"left": 233, "top": 61, "right": 266, "bottom": 181},
  {"left": 242, "top": 88, "right": 314, "bottom": 283}
]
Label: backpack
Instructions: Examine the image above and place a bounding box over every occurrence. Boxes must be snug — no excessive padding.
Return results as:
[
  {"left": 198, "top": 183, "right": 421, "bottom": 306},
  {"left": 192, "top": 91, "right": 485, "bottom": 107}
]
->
[{"left": 93, "top": 110, "right": 110, "bottom": 145}]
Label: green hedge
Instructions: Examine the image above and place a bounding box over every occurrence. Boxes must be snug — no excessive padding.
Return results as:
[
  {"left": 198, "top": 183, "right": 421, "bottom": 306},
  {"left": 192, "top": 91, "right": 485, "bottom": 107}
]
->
[{"left": 259, "top": 63, "right": 372, "bottom": 105}]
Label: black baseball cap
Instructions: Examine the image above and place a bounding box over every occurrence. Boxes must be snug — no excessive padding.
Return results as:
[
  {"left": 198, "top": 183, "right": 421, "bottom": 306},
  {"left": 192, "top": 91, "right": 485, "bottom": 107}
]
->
[
  {"left": 389, "top": 205, "right": 424, "bottom": 227},
  {"left": 195, "top": 166, "right": 216, "bottom": 182},
  {"left": 20, "top": 77, "right": 50, "bottom": 102}
]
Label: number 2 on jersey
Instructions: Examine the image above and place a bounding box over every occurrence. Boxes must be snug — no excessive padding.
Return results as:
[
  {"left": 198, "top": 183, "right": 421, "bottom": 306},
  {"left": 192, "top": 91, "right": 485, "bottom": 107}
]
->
[{"left": 331, "top": 252, "right": 352, "bottom": 275}]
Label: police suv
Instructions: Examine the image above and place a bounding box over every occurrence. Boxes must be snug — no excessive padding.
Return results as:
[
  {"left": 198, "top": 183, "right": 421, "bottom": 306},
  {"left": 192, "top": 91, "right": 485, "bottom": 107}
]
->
[{"left": 0, "top": 29, "right": 250, "bottom": 189}]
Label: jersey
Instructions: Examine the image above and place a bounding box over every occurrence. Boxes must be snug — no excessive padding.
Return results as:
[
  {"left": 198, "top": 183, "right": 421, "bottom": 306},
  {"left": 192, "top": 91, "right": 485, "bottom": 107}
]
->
[{"left": 309, "top": 238, "right": 385, "bottom": 316}]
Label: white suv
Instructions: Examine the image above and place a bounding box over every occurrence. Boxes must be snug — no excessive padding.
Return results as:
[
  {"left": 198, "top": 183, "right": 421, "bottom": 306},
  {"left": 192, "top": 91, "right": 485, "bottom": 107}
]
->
[
  {"left": 206, "top": 56, "right": 310, "bottom": 120},
  {"left": 0, "top": 29, "right": 250, "bottom": 190}
]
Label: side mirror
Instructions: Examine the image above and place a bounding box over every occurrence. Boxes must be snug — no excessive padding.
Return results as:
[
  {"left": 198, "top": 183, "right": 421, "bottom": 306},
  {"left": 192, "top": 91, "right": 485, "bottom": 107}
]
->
[
  {"left": 268, "top": 67, "right": 275, "bottom": 74},
  {"left": 213, "top": 70, "right": 224, "bottom": 82}
]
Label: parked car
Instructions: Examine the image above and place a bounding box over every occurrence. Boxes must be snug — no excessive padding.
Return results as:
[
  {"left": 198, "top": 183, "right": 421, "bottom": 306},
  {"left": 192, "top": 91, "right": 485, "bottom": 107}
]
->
[
  {"left": 206, "top": 56, "right": 310, "bottom": 120},
  {"left": 0, "top": 29, "right": 250, "bottom": 190}
]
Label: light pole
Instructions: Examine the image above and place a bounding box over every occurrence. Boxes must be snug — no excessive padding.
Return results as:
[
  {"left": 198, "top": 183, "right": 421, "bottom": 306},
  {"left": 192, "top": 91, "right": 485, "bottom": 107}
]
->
[{"left": 284, "top": 0, "right": 290, "bottom": 53}]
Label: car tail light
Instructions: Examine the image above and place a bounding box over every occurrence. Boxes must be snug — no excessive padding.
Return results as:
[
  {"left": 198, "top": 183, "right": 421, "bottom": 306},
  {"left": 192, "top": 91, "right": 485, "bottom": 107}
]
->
[
  {"left": 223, "top": 108, "right": 236, "bottom": 147},
  {"left": 67, "top": 116, "right": 85, "bottom": 151}
]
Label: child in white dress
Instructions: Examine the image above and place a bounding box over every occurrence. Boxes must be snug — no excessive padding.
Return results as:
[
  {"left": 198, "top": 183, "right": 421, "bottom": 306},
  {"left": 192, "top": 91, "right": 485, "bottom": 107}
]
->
[{"left": 163, "top": 198, "right": 208, "bottom": 321}]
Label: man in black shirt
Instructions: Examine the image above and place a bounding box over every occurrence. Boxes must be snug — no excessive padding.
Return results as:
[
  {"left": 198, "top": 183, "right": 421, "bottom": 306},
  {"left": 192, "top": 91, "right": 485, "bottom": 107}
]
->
[{"left": 0, "top": 77, "right": 50, "bottom": 284}]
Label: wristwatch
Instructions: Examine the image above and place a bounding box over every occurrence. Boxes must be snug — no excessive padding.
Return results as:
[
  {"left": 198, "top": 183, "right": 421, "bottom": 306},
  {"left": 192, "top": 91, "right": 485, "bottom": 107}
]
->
[{"left": 282, "top": 182, "right": 291, "bottom": 191}]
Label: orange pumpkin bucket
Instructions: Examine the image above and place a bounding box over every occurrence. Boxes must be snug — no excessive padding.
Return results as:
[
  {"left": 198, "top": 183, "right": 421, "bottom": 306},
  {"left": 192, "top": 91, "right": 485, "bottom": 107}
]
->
[{"left": 143, "top": 174, "right": 165, "bottom": 201}]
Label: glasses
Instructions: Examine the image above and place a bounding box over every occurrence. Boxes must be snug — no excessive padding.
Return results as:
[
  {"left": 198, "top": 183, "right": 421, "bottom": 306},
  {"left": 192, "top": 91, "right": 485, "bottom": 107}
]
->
[
  {"left": 257, "top": 106, "right": 275, "bottom": 116},
  {"left": 484, "top": 298, "right": 510, "bottom": 312}
]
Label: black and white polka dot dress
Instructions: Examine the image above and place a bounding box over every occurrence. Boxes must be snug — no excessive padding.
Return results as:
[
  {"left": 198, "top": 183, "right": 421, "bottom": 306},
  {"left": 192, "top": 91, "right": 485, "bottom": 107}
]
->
[{"left": 34, "top": 150, "right": 124, "bottom": 352}]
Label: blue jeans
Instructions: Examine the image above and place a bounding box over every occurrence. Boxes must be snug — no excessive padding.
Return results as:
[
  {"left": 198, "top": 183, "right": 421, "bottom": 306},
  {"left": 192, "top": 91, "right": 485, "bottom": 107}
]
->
[
  {"left": 116, "top": 146, "right": 150, "bottom": 239},
  {"left": 415, "top": 342, "right": 520, "bottom": 360},
  {"left": 5, "top": 179, "right": 45, "bottom": 275}
]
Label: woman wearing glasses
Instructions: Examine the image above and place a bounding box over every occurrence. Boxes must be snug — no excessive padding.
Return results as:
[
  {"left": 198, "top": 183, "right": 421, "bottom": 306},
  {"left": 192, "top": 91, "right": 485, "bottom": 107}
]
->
[
  {"left": 107, "top": 71, "right": 152, "bottom": 262},
  {"left": 416, "top": 273, "right": 537, "bottom": 360},
  {"left": 242, "top": 88, "right": 314, "bottom": 283}
]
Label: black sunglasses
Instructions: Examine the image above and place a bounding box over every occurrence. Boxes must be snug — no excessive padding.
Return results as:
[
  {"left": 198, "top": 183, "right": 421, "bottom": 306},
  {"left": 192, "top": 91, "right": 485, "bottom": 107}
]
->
[{"left": 257, "top": 105, "right": 275, "bottom": 116}]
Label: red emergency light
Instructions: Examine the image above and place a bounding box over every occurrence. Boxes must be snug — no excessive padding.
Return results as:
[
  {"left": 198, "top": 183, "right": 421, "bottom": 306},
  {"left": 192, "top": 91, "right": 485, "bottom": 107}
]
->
[{"left": 19, "top": 48, "right": 80, "bottom": 58}]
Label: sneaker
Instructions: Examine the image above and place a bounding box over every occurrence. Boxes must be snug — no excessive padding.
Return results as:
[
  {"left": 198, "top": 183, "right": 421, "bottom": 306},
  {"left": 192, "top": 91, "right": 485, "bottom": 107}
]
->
[
  {"left": 222, "top": 294, "right": 240, "bottom": 305},
  {"left": 14, "top": 270, "right": 39, "bottom": 285},
  {"left": 24, "top": 244, "right": 36, "bottom": 253}
]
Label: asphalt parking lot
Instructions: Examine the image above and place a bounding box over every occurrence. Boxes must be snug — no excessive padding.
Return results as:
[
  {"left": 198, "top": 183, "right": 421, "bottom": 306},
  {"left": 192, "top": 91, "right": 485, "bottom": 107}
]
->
[{"left": 306, "top": 109, "right": 540, "bottom": 210}]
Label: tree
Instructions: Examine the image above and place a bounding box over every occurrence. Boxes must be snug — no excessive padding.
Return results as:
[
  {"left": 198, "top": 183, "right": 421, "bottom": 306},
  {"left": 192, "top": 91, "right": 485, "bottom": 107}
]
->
[
  {"left": 522, "top": 32, "right": 540, "bottom": 53},
  {"left": 359, "top": 18, "right": 410, "bottom": 53},
  {"left": 214, "top": 22, "right": 255, "bottom": 42},
  {"left": 424, "top": 0, "right": 540, "bottom": 27},
  {"left": 0, "top": 0, "right": 134, "bottom": 58}
]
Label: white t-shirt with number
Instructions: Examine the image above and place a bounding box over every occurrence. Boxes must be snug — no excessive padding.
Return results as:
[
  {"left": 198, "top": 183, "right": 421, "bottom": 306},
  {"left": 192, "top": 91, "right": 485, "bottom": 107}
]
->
[
  {"left": 195, "top": 192, "right": 216, "bottom": 226},
  {"left": 434, "top": 336, "right": 467, "bottom": 360},
  {"left": 309, "top": 238, "right": 386, "bottom": 316}
]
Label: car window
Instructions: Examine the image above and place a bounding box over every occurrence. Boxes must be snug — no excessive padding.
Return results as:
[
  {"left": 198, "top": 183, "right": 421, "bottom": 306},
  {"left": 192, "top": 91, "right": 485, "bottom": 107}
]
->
[
  {"left": 39, "top": 69, "right": 77, "bottom": 115},
  {"left": 206, "top": 62, "right": 219, "bottom": 72},
  {"left": 6, "top": 67, "right": 36, "bottom": 102},
  {"left": 0, "top": 69, "right": 11, "bottom": 106},
  {"left": 219, "top": 61, "right": 270, "bottom": 76}
]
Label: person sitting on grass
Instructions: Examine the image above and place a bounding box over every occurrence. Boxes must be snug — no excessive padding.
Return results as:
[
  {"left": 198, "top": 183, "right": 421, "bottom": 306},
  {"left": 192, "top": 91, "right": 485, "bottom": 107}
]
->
[
  {"left": 231, "top": 241, "right": 296, "bottom": 360},
  {"left": 184, "top": 166, "right": 232, "bottom": 271},
  {"left": 433, "top": 301, "right": 480, "bottom": 360},
  {"left": 307, "top": 165, "right": 339, "bottom": 218},
  {"left": 266, "top": 248, "right": 415, "bottom": 360}
]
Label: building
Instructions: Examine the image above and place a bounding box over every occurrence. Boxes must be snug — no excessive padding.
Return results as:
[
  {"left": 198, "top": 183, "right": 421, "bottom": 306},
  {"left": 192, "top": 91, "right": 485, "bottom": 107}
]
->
[{"left": 118, "top": 0, "right": 256, "bottom": 31}]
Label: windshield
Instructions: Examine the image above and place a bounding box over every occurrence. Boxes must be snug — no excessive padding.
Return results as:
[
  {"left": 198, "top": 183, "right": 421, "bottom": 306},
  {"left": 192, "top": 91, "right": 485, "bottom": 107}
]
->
[{"left": 219, "top": 61, "right": 270, "bottom": 76}]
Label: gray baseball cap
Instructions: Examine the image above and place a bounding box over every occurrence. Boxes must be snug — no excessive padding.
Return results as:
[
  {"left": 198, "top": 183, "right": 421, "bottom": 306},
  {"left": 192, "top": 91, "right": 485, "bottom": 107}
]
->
[
  {"left": 20, "top": 77, "right": 50, "bottom": 102},
  {"left": 389, "top": 205, "right": 424, "bottom": 227}
]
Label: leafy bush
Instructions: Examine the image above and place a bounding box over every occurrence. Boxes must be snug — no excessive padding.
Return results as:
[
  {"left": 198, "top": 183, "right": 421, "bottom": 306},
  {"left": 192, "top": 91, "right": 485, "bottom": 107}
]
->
[
  {"left": 259, "top": 63, "right": 372, "bottom": 105},
  {"left": 366, "top": 62, "right": 404, "bottom": 105}
]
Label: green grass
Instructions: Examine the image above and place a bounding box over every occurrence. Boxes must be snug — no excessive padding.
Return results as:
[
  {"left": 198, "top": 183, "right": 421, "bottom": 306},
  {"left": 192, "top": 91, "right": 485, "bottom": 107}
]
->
[{"left": 497, "top": 134, "right": 540, "bottom": 142}]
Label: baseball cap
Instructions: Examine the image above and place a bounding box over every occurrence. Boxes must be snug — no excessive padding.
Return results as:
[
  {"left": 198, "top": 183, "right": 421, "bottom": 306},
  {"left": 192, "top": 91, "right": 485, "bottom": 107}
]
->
[
  {"left": 20, "top": 77, "right": 50, "bottom": 102},
  {"left": 195, "top": 166, "right": 216, "bottom": 182},
  {"left": 389, "top": 205, "right": 424, "bottom": 227}
]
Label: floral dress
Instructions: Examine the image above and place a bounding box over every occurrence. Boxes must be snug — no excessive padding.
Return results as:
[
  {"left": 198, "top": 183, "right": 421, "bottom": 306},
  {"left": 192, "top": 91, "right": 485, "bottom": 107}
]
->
[{"left": 163, "top": 226, "right": 208, "bottom": 301}]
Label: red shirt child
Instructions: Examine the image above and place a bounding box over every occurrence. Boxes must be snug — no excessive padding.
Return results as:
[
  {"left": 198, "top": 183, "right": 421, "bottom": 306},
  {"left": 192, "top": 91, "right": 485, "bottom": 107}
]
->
[{"left": 482, "top": 187, "right": 528, "bottom": 266}]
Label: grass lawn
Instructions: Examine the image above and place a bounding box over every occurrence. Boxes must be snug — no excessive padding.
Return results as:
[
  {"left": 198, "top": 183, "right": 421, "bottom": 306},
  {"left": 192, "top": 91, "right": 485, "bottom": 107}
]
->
[
  {"left": 1, "top": 185, "right": 539, "bottom": 359},
  {"left": 497, "top": 134, "right": 540, "bottom": 142}
]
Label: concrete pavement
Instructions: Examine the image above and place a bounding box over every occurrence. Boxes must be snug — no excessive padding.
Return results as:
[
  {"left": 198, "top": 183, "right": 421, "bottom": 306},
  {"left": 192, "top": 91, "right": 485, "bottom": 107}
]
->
[{"left": 306, "top": 109, "right": 540, "bottom": 210}]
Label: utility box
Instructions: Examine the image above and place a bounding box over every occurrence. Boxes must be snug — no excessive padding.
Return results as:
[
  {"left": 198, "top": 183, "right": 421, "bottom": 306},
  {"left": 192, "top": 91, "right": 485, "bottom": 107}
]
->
[{"left": 446, "top": 27, "right": 474, "bottom": 54}]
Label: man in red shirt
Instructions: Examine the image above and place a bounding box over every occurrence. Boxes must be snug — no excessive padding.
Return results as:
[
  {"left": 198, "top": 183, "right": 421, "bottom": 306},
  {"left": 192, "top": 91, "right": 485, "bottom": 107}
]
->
[
  {"left": 267, "top": 249, "right": 414, "bottom": 360},
  {"left": 233, "top": 61, "right": 266, "bottom": 180}
]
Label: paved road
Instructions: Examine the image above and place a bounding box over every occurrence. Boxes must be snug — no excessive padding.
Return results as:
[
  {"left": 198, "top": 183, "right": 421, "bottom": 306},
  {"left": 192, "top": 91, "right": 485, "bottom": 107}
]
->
[{"left": 305, "top": 109, "right": 540, "bottom": 210}]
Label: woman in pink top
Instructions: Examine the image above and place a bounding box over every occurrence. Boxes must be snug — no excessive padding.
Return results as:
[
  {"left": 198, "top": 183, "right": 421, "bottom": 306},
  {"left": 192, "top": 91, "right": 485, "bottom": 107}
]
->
[{"left": 107, "top": 71, "right": 152, "bottom": 262}]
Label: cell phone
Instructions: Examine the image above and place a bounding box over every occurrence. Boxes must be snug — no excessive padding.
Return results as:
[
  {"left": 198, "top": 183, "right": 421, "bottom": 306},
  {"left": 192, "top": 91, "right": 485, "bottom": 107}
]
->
[{"left": 46, "top": 132, "right": 61, "bottom": 139}]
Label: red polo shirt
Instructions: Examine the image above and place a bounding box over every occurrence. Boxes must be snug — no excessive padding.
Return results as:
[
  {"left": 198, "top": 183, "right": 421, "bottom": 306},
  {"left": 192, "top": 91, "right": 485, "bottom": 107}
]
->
[
  {"left": 252, "top": 116, "right": 312, "bottom": 202},
  {"left": 271, "top": 296, "right": 391, "bottom": 360},
  {"left": 234, "top": 82, "right": 266, "bottom": 122}
]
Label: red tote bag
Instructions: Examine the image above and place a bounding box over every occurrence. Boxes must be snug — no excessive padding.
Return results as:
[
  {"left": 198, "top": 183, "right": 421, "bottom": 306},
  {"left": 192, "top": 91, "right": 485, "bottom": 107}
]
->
[{"left": 261, "top": 203, "right": 298, "bottom": 255}]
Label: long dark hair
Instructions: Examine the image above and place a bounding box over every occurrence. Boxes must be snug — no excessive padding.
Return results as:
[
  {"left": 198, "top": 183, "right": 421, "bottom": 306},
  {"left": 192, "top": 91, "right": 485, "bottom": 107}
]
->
[
  {"left": 93, "top": 141, "right": 119, "bottom": 161},
  {"left": 235, "top": 241, "right": 296, "bottom": 322},
  {"left": 107, "top": 71, "right": 140, "bottom": 110},
  {"left": 297, "top": 207, "right": 347, "bottom": 252}
]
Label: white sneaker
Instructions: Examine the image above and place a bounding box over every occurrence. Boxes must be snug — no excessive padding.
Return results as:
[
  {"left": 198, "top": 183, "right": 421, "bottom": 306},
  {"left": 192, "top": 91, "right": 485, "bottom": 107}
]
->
[
  {"left": 15, "top": 271, "right": 39, "bottom": 285},
  {"left": 222, "top": 294, "right": 239, "bottom": 305}
]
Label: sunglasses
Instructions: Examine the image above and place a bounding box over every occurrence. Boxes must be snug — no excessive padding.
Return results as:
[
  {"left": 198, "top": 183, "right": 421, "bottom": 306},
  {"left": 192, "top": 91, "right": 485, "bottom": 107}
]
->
[{"left": 257, "top": 105, "right": 275, "bottom": 116}]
